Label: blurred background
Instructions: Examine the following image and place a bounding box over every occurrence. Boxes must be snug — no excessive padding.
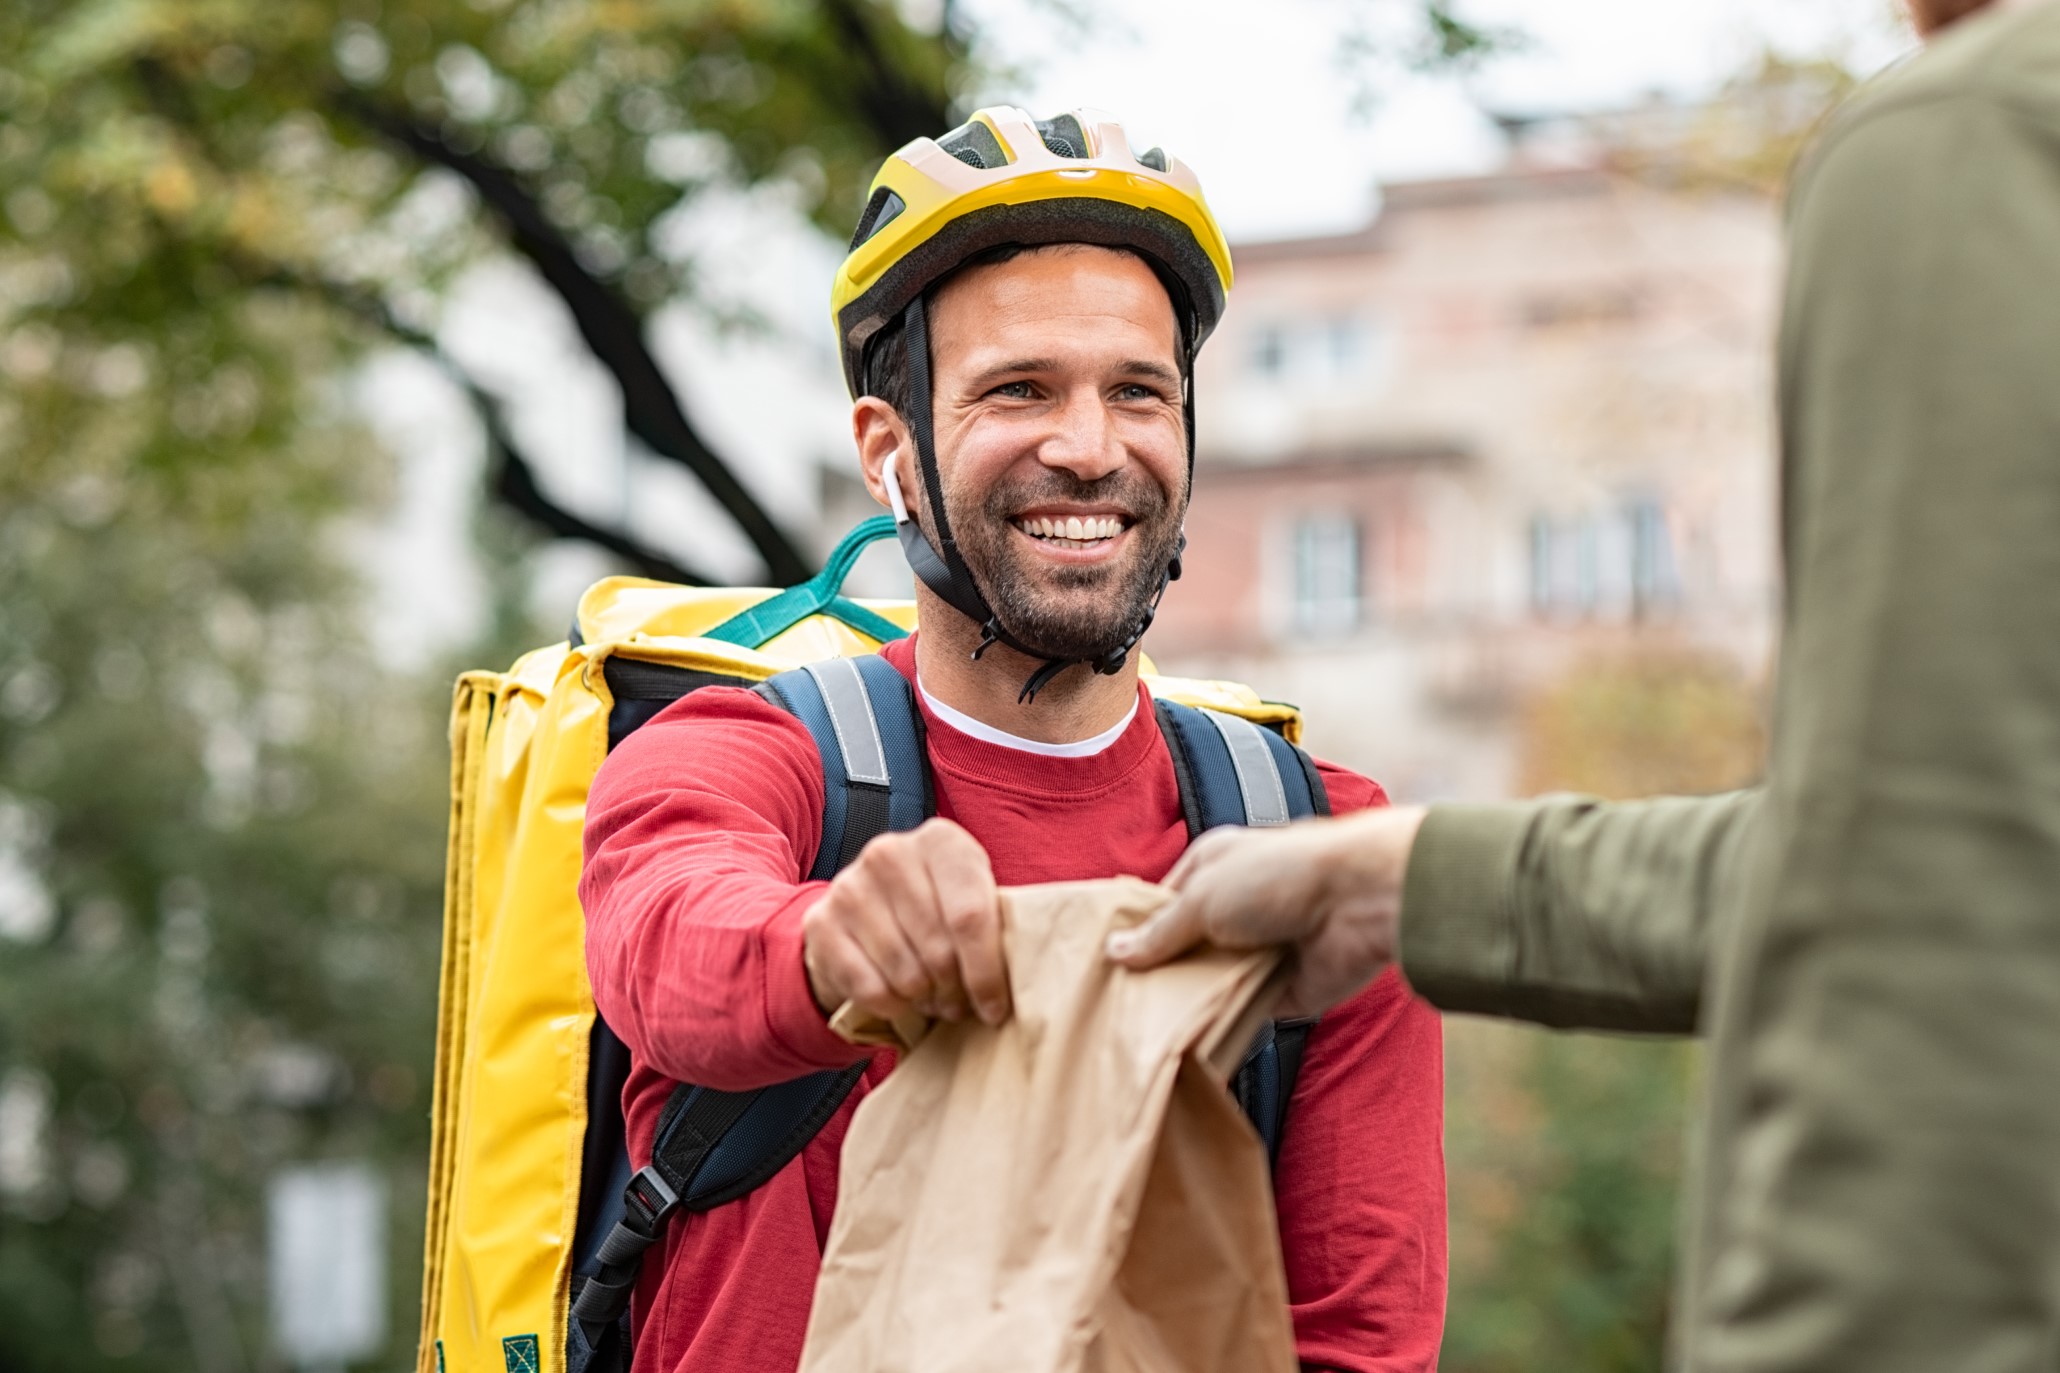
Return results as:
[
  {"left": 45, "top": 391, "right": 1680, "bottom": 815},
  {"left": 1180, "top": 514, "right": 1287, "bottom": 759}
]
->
[{"left": 0, "top": 1, "right": 1913, "bottom": 1368}]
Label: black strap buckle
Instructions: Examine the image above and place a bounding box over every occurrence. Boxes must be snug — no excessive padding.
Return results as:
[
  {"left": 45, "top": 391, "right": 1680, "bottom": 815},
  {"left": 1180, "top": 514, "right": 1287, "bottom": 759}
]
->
[{"left": 621, "top": 1164, "right": 679, "bottom": 1233}]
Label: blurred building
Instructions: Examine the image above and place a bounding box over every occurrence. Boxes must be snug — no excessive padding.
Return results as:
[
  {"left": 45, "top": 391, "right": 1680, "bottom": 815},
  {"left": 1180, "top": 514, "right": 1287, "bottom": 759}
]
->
[{"left": 1147, "top": 106, "right": 1786, "bottom": 800}]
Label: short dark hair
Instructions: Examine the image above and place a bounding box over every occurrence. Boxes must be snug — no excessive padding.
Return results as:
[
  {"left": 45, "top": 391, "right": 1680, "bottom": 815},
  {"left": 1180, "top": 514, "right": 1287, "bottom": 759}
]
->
[
  {"left": 860, "top": 241, "right": 1191, "bottom": 428},
  {"left": 1909, "top": 0, "right": 1997, "bottom": 33}
]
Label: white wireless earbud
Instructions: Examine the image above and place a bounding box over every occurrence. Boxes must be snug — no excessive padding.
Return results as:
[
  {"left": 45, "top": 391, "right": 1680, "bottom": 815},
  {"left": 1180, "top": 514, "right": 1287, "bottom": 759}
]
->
[{"left": 882, "top": 457, "right": 911, "bottom": 524}]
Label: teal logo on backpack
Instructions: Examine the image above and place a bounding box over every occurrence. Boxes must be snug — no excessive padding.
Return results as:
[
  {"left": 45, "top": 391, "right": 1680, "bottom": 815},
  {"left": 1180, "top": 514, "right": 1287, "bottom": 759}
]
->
[
  {"left": 435, "top": 1341, "right": 446, "bottom": 1373},
  {"left": 502, "top": 1334, "right": 540, "bottom": 1373}
]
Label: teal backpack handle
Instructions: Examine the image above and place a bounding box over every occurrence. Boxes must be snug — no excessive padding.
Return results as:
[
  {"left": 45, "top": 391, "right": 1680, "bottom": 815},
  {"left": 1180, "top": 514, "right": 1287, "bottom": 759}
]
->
[{"left": 703, "top": 516, "right": 910, "bottom": 649}]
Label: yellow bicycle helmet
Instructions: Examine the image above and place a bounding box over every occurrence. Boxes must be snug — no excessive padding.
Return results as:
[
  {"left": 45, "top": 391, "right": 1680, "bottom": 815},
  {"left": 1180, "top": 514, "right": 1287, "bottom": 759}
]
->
[
  {"left": 832, "top": 107, "right": 1234, "bottom": 701},
  {"left": 831, "top": 105, "right": 1233, "bottom": 399}
]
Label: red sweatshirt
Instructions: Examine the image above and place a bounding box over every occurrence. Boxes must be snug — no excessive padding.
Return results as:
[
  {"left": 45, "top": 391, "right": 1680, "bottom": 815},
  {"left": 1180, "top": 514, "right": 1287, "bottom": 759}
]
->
[{"left": 580, "top": 636, "right": 1447, "bottom": 1372}]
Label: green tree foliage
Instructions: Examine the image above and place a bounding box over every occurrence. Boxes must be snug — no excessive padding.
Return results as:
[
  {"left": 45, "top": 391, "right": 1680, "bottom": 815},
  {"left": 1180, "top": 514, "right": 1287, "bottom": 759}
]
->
[
  {"left": 1443, "top": 1027, "right": 1696, "bottom": 1373},
  {"left": 0, "top": 278, "right": 446, "bottom": 1368}
]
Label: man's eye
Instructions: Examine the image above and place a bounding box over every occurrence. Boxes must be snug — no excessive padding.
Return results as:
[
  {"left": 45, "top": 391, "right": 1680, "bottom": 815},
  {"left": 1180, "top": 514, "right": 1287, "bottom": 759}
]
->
[
  {"left": 1117, "top": 383, "right": 1163, "bottom": 402},
  {"left": 989, "top": 381, "right": 1035, "bottom": 399}
]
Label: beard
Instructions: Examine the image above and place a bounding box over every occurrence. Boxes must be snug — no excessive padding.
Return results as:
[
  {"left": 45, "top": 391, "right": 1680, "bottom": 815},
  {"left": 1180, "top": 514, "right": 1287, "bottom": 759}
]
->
[{"left": 936, "top": 464, "right": 1186, "bottom": 662}]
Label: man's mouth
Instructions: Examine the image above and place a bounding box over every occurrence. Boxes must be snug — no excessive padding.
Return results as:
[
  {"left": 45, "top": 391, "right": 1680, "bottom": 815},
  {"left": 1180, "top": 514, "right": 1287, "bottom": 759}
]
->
[{"left": 1011, "top": 513, "right": 1130, "bottom": 549}]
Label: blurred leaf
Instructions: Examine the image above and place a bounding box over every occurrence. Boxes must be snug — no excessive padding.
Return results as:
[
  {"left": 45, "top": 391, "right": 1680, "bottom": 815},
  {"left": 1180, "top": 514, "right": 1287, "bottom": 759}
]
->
[
  {"left": 1334, "top": 0, "right": 1528, "bottom": 115},
  {"left": 1517, "top": 649, "right": 1766, "bottom": 799},
  {"left": 1411, "top": 0, "right": 1526, "bottom": 72}
]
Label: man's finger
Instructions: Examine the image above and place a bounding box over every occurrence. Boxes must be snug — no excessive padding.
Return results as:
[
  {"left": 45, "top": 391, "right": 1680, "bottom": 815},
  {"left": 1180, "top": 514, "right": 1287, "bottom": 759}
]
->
[
  {"left": 876, "top": 838, "right": 966, "bottom": 1015},
  {"left": 943, "top": 894, "right": 1008, "bottom": 1024},
  {"left": 817, "top": 926, "right": 912, "bottom": 1024},
  {"left": 936, "top": 880, "right": 1007, "bottom": 1025},
  {"left": 842, "top": 874, "right": 935, "bottom": 1004},
  {"left": 922, "top": 823, "right": 1007, "bottom": 1024},
  {"left": 1105, "top": 892, "right": 1207, "bottom": 969}
]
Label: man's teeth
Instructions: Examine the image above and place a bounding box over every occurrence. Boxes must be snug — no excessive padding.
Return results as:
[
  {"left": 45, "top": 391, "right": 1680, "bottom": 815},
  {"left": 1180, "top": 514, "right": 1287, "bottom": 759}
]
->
[{"left": 1016, "top": 515, "right": 1125, "bottom": 542}]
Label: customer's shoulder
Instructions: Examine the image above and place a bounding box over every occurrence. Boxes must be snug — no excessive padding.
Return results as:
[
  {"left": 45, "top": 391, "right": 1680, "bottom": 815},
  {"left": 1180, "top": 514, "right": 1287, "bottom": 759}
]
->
[{"left": 1817, "top": 4, "right": 2060, "bottom": 157}]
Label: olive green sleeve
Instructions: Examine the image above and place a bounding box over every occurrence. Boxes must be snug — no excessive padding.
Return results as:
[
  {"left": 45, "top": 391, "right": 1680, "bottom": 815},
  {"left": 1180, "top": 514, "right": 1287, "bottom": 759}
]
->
[{"left": 1396, "top": 790, "right": 1759, "bottom": 1034}]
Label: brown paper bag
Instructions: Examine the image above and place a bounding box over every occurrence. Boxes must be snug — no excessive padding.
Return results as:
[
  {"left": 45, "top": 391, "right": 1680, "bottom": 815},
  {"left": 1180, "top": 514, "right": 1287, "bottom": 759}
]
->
[{"left": 799, "top": 878, "right": 1297, "bottom": 1373}]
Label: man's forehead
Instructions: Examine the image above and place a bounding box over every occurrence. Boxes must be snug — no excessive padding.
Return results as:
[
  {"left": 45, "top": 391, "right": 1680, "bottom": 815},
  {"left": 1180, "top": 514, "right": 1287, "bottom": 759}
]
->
[{"left": 929, "top": 244, "right": 1180, "bottom": 362}]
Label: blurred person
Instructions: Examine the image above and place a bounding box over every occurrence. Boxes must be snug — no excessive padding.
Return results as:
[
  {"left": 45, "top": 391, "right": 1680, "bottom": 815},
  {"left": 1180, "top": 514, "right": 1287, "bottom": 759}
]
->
[
  {"left": 580, "top": 108, "right": 1446, "bottom": 1373},
  {"left": 1112, "top": 1, "right": 2060, "bottom": 1369}
]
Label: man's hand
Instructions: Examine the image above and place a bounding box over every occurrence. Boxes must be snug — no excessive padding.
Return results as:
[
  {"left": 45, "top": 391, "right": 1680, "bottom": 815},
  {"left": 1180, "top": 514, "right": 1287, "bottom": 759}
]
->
[
  {"left": 1106, "top": 807, "right": 1427, "bottom": 1017},
  {"left": 802, "top": 817, "right": 1010, "bottom": 1029}
]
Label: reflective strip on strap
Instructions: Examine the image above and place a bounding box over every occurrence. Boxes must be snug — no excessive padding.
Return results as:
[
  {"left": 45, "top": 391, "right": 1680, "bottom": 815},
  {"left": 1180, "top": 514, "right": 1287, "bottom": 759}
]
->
[
  {"left": 803, "top": 657, "right": 891, "bottom": 787},
  {"left": 1200, "top": 708, "right": 1290, "bottom": 827}
]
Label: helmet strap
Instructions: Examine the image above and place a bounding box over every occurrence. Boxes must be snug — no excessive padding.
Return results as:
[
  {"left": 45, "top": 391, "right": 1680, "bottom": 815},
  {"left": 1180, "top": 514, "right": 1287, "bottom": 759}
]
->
[{"left": 889, "top": 294, "right": 1192, "bottom": 706}]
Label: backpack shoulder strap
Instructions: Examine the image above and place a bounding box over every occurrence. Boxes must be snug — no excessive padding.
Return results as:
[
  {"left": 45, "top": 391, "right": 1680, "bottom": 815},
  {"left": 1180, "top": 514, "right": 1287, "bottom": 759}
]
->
[
  {"left": 569, "top": 656, "right": 932, "bottom": 1363},
  {"left": 1153, "top": 698, "right": 1328, "bottom": 837},
  {"left": 1154, "top": 697, "right": 1327, "bottom": 1168},
  {"left": 757, "top": 653, "right": 932, "bottom": 878}
]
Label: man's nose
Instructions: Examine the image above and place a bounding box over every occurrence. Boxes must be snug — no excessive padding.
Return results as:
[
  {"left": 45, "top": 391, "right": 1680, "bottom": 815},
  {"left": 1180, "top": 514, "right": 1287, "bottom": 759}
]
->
[{"left": 1036, "top": 386, "right": 1125, "bottom": 483}]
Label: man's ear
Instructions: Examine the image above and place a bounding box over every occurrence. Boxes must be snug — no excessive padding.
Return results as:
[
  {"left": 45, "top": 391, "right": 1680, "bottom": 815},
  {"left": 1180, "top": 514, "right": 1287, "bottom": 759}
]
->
[{"left": 852, "top": 397, "right": 914, "bottom": 514}]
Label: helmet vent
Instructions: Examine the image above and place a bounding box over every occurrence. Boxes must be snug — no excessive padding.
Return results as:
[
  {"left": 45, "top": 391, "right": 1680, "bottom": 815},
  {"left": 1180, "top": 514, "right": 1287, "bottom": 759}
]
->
[
  {"left": 936, "top": 120, "right": 1008, "bottom": 171},
  {"left": 849, "top": 187, "right": 906, "bottom": 249},
  {"left": 1137, "top": 146, "right": 1169, "bottom": 173},
  {"left": 1035, "top": 114, "right": 1089, "bottom": 160}
]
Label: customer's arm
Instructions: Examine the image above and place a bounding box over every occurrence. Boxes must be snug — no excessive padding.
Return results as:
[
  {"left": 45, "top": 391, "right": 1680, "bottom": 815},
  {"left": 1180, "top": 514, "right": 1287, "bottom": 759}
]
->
[
  {"left": 1109, "top": 789, "right": 1756, "bottom": 1033},
  {"left": 1398, "top": 789, "right": 1759, "bottom": 1033}
]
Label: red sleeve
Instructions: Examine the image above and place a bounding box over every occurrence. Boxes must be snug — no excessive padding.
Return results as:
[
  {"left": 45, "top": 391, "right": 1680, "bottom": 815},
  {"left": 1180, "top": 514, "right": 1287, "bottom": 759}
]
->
[
  {"left": 1282, "top": 762, "right": 1448, "bottom": 1371},
  {"left": 1313, "top": 758, "right": 1389, "bottom": 816},
  {"left": 579, "top": 685, "right": 868, "bottom": 1091}
]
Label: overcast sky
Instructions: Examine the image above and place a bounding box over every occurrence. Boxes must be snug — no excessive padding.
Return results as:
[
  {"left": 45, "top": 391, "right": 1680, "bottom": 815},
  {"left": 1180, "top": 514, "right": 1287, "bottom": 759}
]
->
[{"left": 964, "top": 0, "right": 1916, "bottom": 241}]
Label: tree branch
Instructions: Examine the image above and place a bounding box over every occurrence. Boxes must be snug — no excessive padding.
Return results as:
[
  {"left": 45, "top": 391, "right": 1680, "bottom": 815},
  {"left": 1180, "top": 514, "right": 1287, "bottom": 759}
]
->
[
  {"left": 334, "top": 93, "right": 814, "bottom": 585},
  {"left": 129, "top": 56, "right": 715, "bottom": 586},
  {"left": 817, "top": 0, "right": 957, "bottom": 148},
  {"left": 269, "top": 267, "right": 716, "bottom": 586},
  {"left": 476, "top": 389, "right": 710, "bottom": 587}
]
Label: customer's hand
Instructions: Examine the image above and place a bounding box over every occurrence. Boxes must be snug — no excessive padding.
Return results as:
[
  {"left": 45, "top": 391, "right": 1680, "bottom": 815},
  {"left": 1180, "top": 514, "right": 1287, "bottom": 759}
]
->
[
  {"left": 803, "top": 817, "right": 1010, "bottom": 1028},
  {"left": 1106, "top": 807, "right": 1427, "bottom": 1017}
]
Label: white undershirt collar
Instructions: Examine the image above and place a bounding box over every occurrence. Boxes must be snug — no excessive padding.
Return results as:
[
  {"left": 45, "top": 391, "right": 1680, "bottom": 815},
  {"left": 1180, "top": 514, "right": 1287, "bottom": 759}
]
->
[{"left": 916, "top": 674, "right": 1138, "bottom": 758}]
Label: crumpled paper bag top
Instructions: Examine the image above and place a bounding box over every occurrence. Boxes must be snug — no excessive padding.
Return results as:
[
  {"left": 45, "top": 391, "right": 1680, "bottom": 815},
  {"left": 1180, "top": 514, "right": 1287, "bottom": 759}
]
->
[{"left": 800, "top": 877, "right": 1297, "bottom": 1373}]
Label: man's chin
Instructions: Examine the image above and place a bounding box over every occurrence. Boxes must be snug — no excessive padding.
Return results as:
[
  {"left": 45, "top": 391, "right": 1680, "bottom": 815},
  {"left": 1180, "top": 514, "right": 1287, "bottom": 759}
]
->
[
  {"left": 958, "top": 519, "right": 1180, "bottom": 661},
  {"left": 983, "top": 585, "right": 1149, "bottom": 663}
]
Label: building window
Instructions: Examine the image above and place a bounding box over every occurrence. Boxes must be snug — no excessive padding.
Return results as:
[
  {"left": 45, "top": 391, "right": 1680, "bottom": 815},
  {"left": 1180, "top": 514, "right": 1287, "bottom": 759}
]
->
[
  {"left": 1327, "top": 317, "right": 1364, "bottom": 373},
  {"left": 1290, "top": 514, "right": 1363, "bottom": 637},
  {"left": 1627, "top": 498, "right": 1680, "bottom": 617},
  {"left": 1530, "top": 513, "right": 1598, "bottom": 617},
  {"left": 1529, "top": 500, "right": 1681, "bottom": 620},
  {"left": 1251, "top": 325, "right": 1286, "bottom": 378},
  {"left": 1528, "top": 515, "right": 1554, "bottom": 616},
  {"left": 1249, "top": 317, "right": 1386, "bottom": 385}
]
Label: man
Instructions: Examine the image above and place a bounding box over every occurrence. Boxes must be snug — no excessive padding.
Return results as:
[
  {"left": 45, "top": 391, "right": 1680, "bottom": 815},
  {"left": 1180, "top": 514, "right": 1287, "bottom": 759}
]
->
[
  {"left": 1114, "top": 3, "right": 2060, "bottom": 1370},
  {"left": 580, "top": 107, "right": 1446, "bottom": 1373}
]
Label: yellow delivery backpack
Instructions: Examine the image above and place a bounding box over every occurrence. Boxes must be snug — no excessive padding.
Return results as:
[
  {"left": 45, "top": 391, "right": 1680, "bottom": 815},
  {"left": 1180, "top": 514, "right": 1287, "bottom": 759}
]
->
[{"left": 418, "top": 517, "right": 1322, "bottom": 1373}]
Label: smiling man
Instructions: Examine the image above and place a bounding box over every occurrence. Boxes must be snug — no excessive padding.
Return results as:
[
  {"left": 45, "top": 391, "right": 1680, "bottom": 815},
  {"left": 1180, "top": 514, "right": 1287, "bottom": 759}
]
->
[{"left": 578, "top": 108, "right": 1447, "bottom": 1372}]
